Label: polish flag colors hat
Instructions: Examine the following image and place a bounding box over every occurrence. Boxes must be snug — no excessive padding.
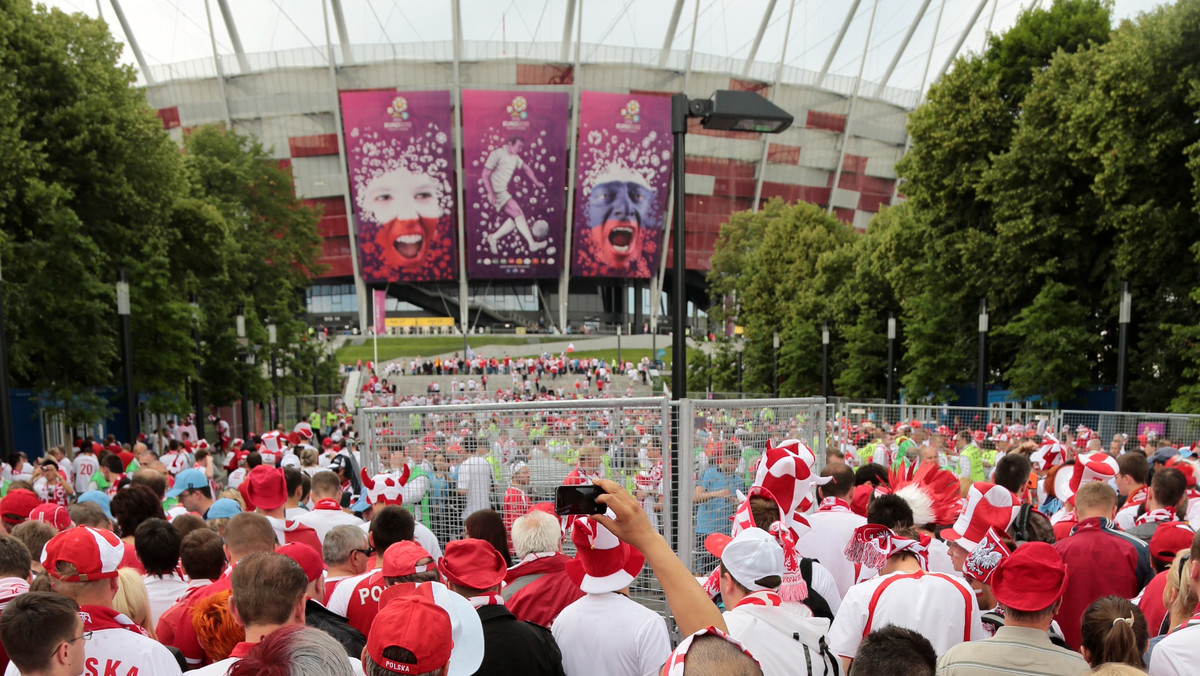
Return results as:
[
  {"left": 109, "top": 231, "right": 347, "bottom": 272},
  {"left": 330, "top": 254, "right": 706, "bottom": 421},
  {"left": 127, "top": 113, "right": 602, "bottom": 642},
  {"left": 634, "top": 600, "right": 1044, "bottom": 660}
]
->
[
  {"left": 962, "top": 527, "right": 1011, "bottom": 585},
  {"left": 28, "top": 504, "right": 72, "bottom": 532},
  {"left": 940, "top": 482, "right": 1019, "bottom": 551},
  {"left": 704, "top": 527, "right": 784, "bottom": 592},
  {"left": 439, "top": 539, "right": 506, "bottom": 590},
  {"left": 990, "top": 541, "right": 1069, "bottom": 612},
  {"left": 750, "top": 438, "right": 832, "bottom": 518},
  {"left": 42, "top": 526, "right": 126, "bottom": 582},
  {"left": 1031, "top": 434, "right": 1071, "bottom": 471},
  {"left": 239, "top": 465, "right": 288, "bottom": 511},
  {"left": 277, "top": 543, "right": 325, "bottom": 583},
  {"left": 360, "top": 466, "right": 412, "bottom": 508},
  {"left": 260, "top": 430, "right": 284, "bottom": 454},
  {"left": 373, "top": 582, "right": 484, "bottom": 676},
  {"left": 383, "top": 541, "right": 435, "bottom": 578},
  {"left": 566, "top": 516, "right": 644, "bottom": 594},
  {"left": 0, "top": 489, "right": 41, "bottom": 525},
  {"left": 293, "top": 422, "right": 314, "bottom": 440},
  {"left": 1054, "top": 452, "right": 1120, "bottom": 506}
]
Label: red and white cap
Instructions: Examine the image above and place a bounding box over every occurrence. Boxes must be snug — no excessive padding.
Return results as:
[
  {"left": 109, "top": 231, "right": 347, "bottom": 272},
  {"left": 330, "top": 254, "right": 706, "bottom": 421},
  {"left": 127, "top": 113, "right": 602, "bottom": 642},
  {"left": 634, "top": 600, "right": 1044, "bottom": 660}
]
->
[
  {"left": 750, "top": 438, "right": 831, "bottom": 517},
  {"left": 565, "top": 516, "right": 644, "bottom": 594},
  {"left": 962, "top": 527, "right": 1011, "bottom": 586},
  {"left": 940, "top": 482, "right": 1019, "bottom": 551},
  {"left": 662, "top": 626, "right": 760, "bottom": 676},
  {"left": 1054, "top": 452, "right": 1119, "bottom": 506},
  {"left": 989, "top": 433, "right": 1010, "bottom": 443},
  {"left": 28, "top": 504, "right": 72, "bottom": 532},
  {"left": 383, "top": 541, "right": 435, "bottom": 578},
  {"left": 260, "top": 430, "right": 284, "bottom": 454},
  {"left": 195, "top": 439, "right": 211, "bottom": 452},
  {"left": 41, "top": 526, "right": 126, "bottom": 582},
  {"left": 704, "top": 528, "right": 783, "bottom": 592},
  {"left": 293, "top": 422, "right": 314, "bottom": 440},
  {"left": 360, "top": 466, "right": 412, "bottom": 507},
  {"left": 369, "top": 581, "right": 484, "bottom": 676}
]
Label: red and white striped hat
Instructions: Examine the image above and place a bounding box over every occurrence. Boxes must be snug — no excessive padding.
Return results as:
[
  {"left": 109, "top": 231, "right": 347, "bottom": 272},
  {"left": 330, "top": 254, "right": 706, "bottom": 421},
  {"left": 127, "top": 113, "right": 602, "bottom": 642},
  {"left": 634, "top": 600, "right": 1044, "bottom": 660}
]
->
[
  {"left": 565, "top": 516, "right": 644, "bottom": 594},
  {"left": 940, "top": 482, "right": 1020, "bottom": 551},
  {"left": 1054, "top": 452, "right": 1120, "bottom": 506},
  {"left": 750, "top": 438, "right": 831, "bottom": 517},
  {"left": 260, "top": 430, "right": 284, "bottom": 454}
]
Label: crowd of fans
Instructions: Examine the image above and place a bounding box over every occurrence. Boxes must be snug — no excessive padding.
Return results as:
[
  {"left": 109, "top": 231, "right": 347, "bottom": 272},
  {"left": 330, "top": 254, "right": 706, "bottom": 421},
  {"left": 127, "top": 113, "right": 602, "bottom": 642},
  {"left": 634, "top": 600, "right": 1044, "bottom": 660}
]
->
[{"left": 0, "top": 402, "right": 1197, "bottom": 676}]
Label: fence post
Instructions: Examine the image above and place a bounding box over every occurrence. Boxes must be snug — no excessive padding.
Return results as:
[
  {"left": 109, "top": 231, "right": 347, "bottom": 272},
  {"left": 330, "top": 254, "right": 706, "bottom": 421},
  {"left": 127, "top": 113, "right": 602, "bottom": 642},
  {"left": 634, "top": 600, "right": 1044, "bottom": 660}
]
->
[{"left": 677, "top": 398, "right": 695, "bottom": 573}]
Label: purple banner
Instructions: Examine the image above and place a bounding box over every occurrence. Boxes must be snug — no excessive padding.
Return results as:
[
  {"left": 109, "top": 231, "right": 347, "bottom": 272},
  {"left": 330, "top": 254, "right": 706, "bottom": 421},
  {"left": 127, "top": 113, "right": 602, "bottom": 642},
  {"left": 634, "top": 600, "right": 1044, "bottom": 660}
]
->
[
  {"left": 463, "top": 90, "right": 569, "bottom": 278},
  {"left": 570, "top": 92, "right": 673, "bottom": 278},
  {"left": 340, "top": 90, "right": 457, "bottom": 283}
]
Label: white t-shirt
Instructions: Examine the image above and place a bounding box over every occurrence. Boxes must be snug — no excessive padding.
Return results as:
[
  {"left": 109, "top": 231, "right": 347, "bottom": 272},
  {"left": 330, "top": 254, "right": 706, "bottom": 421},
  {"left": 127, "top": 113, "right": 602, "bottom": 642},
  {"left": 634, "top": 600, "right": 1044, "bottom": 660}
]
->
[
  {"left": 142, "top": 572, "right": 190, "bottom": 629},
  {"left": 1148, "top": 622, "right": 1200, "bottom": 676},
  {"left": 552, "top": 592, "right": 670, "bottom": 676},
  {"left": 73, "top": 453, "right": 99, "bottom": 494},
  {"left": 796, "top": 506, "right": 867, "bottom": 597},
  {"left": 828, "top": 569, "right": 985, "bottom": 660},
  {"left": 296, "top": 505, "right": 364, "bottom": 543},
  {"left": 484, "top": 146, "right": 524, "bottom": 201},
  {"left": 456, "top": 456, "right": 493, "bottom": 521},
  {"left": 4, "top": 626, "right": 183, "bottom": 676}
]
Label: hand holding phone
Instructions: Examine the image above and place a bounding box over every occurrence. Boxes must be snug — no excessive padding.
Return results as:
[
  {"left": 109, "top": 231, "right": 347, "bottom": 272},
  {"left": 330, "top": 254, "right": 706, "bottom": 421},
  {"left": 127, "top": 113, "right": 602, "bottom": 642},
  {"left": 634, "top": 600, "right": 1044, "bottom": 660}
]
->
[{"left": 555, "top": 484, "right": 607, "bottom": 516}]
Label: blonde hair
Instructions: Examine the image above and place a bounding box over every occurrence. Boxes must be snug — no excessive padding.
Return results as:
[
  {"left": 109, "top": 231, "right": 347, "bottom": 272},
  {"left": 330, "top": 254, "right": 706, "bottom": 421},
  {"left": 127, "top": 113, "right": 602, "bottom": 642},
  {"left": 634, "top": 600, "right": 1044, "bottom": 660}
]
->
[
  {"left": 1163, "top": 550, "right": 1198, "bottom": 632},
  {"left": 220, "top": 489, "right": 247, "bottom": 511},
  {"left": 113, "top": 567, "right": 155, "bottom": 639},
  {"left": 1090, "top": 665, "right": 1149, "bottom": 676}
]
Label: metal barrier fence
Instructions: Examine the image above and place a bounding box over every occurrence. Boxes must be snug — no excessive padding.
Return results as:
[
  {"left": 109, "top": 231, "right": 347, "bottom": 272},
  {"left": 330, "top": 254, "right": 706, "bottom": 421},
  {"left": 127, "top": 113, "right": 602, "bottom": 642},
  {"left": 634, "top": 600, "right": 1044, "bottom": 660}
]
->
[
  {"left": 358, "top": 396, "right": 827, "bottom": 630},
  {"left": 828, "top": 401, "right": 1200, "bottom": 459}
]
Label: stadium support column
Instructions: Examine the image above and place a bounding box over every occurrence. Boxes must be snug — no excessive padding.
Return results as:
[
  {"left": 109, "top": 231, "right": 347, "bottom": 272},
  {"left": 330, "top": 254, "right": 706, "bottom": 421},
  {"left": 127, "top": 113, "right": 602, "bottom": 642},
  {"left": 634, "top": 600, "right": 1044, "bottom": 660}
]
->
[
  {"left": 891, "top": 0, "right": 946, "bottom": 206},
  {"left": 108, "top": 0, "right": 155, "bottom": 85},
  {"left": 751, "top": 0, "right": 797, "bottom": 213},
  {"left": 559, "top": 1, "right": 584, "bottom": 333},
  {"left": 451, "top": 0, "right": 470, "bottom": 351},
  {"left": 321, "top": 0, "right": 369, "bottom": 333},
  {"left": 827, "top": 0, "right": 879, "bottom": 217}
]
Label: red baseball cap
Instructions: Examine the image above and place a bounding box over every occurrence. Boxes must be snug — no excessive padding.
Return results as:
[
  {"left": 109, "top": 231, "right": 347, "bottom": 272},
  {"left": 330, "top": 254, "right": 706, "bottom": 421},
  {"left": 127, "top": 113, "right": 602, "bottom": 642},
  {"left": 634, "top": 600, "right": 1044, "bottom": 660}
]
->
[
  {"left": 989, "top": 542, "right": 1069, "bottom": 612},
  {"left": 28, "top": 504, "right": 72, "bottom": 532},
  {"left": 439, "top": 539, "right": 506, "bottom": 591},
  {"left": 239, "top": 466, "right": 287, "bottom": 511},
  {"left": 42, "top": 526, "right": 126, "bottom": 582},
  {"left": 278, "top": 543, "right": 325, "bottom": 583},
  {"left": 367, "top": 585, "right": 453, "bottom": 674},
  {"left": 383, "top": 541, "right": 435, "bottom": 578},
  {"left": 1150, "top": 523, "right": 1196, "bottom": 565},
  {"left": 0, "top": 489, "right": 41, "bottom": 525}
]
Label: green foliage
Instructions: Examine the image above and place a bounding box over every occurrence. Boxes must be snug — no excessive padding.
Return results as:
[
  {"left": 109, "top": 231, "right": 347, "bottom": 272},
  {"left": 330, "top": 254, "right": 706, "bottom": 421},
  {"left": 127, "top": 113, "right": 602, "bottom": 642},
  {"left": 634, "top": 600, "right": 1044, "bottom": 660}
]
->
[{"left": 0, "top": 1, "right": 326, "bottom": 426}]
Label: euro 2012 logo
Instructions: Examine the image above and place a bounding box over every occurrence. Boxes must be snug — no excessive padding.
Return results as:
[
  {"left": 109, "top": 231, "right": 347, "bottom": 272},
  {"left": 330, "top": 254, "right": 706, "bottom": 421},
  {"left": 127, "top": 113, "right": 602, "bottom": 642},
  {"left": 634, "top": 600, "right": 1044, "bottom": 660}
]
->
[
  {"left": 506, "top": 96, "right": 528, "bottom": 120},
  {"left": 387, "top": 96, "right": 409, "bottom": 121},
  {"left": 620, "top": 100, "right": 640, "bottom": 123}
]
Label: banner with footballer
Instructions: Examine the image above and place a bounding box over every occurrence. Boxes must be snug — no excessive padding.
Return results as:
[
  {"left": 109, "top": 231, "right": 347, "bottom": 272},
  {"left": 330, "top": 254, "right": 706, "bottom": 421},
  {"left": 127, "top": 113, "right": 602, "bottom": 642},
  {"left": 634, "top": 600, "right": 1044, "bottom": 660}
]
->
[
  {"left": 570, "top": 91, "right": 672, "bottom": 278},
  {"left": 462, "top": 90, "right": 569, "bottom": 278},
  {"left": 339, "top": 90, "right": 457, "bottom": 283}
]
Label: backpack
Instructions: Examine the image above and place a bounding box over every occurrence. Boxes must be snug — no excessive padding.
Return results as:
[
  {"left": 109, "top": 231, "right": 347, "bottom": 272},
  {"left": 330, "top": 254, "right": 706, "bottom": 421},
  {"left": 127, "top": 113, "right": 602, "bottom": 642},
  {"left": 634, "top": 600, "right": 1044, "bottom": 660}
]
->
[{"left": 799, "top": 557, "right": 835, "bottom": 622}]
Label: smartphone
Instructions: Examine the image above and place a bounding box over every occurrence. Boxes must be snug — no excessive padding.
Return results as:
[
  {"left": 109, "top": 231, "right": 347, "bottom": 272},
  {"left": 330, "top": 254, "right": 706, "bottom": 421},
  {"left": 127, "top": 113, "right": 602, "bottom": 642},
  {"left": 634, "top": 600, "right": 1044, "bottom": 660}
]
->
[{"left": 555, "top": 484, "right": 606, "bottom": 516}]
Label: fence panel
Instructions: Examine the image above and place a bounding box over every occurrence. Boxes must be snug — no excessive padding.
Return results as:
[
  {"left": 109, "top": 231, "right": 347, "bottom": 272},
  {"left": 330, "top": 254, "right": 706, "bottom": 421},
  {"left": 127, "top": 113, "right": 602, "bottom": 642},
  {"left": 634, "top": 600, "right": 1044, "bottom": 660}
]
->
[
  {"left": 1059, "top": 410, "right": 1200, "bottom": 453},
  {"left": 359, "top": 397, "right": 673, "bottom": 618},
  {"left": 676, "top": 397, "right": 827, "bottom": 576}
]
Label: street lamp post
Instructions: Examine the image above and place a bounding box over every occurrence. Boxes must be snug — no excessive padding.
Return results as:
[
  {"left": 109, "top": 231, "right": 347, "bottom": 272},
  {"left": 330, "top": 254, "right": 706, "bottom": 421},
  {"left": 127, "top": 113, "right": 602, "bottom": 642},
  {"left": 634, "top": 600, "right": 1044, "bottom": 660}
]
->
[
  {"left": 977, "top": 299, "right": 988, "bottom": 409},
  {"left": 736, "top": 338, "right": 744, "bottom": 398},
  {"left": 190, "top": 294, "right": 204, "bottom": 442},
  {"left": 116, "top": 270, "right": 137, "bottom": 442},
  {"left": 886, "top": 313, "right": 896, "bottom": 405},
  {"left": 773, "top": 331, "right": 781, "bottom": 398},
  {"left": 822, "top": 323, "right": 831, "bottom": 398},
  {"left": 617, "top": 324, "right": 622, "bottom": 367},
  {"left": 236, "top": 306, "right": 248, "bottom": 437},
  {"left": 1117, "top": 282, "right": 1131, "bottom": 411},
  {"left": 268, "top": 323, "right": 278, "bottom": 429},
  {"left": 671, "top": 89, "right": 793, "bottom": 552}
]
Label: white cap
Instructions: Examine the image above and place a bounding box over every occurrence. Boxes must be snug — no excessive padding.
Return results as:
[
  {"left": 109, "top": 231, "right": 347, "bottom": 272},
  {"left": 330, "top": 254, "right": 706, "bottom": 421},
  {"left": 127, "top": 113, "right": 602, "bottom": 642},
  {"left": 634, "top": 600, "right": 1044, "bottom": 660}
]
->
[{"left": 704, "top": 527, "right": 784, "bottom": 592}]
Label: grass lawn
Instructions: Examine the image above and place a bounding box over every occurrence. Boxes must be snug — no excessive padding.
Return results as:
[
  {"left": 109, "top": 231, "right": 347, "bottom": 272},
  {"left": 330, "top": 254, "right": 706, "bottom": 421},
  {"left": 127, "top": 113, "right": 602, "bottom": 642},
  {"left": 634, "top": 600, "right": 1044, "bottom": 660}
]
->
[
  {"left": 568, "top": 348, "right": 671, "bottom": 368},
  {"left": 336, "top": 335, "right": 563, "bottom": 363}
]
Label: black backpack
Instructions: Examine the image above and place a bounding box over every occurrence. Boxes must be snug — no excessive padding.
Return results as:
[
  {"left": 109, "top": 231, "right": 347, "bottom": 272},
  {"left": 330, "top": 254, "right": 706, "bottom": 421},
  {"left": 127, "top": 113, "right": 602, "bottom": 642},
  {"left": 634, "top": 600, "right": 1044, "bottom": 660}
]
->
[{"left": 800, "top": 557, "right": 835, "bottom": 622}]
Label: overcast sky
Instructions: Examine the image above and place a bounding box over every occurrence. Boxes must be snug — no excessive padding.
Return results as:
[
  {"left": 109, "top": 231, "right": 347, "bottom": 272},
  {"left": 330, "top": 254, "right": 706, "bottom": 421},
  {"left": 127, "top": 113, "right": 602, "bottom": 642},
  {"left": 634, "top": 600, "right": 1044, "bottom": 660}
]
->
[{"left": 43, "top": 0, "right": 1169, "bottom": 92}]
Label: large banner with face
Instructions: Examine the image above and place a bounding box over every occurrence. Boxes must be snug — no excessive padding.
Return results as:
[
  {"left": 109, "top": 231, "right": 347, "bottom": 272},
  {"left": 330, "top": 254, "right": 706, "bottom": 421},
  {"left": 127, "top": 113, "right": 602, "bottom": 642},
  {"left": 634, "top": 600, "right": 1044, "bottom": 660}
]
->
[
  {"left": 340, "top": 90, "right": 457, "bottom": 283},
  {"left": 462, "top": 90, "right": 570, "bottom": 278},
  {"left": 570, "top": 92, "right": 673, "bottom": 278}
]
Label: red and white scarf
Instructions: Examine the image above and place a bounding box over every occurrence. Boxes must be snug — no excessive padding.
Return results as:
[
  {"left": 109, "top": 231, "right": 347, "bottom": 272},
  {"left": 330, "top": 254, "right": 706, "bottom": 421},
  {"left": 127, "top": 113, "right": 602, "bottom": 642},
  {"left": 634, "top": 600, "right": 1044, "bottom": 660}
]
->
[
  {"left": 1135, "top": 507, "right": 1176, "bottom": 527},
  {"left": 844, "top": 524, "right": 930, "bottom": 571},
  {"left": 313, "top": 498, "right": 343, "bottom": 511},
  {"left": 1126, "top": 485, "right": 1149, "bottom": 509},
  {"left": 733, "top": 590, "right": 783, "bottom": 609},
  {"left": 79, "top": 605, "right": 149, "bottom": 636},
  {"left": 818, "top": 497, "right": 853, "bottom": 513},
  {"left": 468, "top": 593, "right": 504, "bottom": 609}
]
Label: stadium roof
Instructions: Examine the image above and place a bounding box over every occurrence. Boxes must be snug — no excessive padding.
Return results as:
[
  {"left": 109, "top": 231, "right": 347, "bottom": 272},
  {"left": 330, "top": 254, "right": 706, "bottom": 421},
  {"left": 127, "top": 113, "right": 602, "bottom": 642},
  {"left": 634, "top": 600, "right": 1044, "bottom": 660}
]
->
[{"left": 46, "top": 0, "right": 1165, "bottom": 103}]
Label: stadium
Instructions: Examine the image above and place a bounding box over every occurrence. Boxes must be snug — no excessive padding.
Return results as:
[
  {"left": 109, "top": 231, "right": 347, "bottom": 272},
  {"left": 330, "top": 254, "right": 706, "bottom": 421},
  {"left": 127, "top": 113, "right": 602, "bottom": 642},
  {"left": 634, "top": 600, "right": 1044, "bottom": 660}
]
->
[{"left": 77, "top": 0, "right": 1038, "bottom": 335}]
